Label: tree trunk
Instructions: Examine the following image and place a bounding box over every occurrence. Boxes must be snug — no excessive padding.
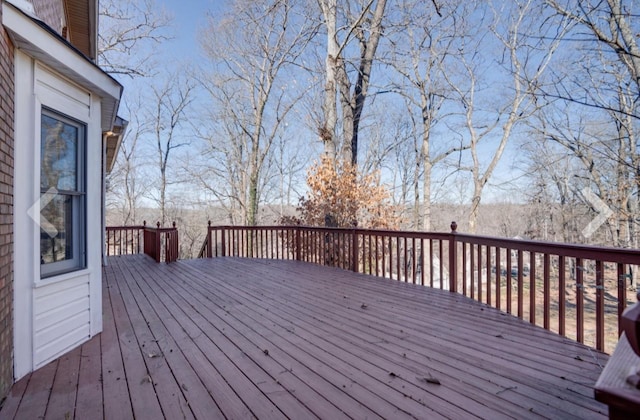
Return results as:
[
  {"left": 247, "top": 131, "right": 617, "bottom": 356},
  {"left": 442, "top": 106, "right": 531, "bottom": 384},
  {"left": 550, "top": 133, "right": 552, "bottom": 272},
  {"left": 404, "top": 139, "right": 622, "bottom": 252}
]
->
[{"left": 319, "top": 0, "right": 339, "bottom": 159}]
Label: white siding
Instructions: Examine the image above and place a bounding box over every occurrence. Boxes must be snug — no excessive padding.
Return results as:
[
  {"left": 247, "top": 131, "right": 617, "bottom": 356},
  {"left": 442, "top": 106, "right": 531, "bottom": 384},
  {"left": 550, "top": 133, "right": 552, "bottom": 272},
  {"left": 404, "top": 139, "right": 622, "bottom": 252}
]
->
[{"left": 13, "top": 51, "right": 103, "bottom": 378}]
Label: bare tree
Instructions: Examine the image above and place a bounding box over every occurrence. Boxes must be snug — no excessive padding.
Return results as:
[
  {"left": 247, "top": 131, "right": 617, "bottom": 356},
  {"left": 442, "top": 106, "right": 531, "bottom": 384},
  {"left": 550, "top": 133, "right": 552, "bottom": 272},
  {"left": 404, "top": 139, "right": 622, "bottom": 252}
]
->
[
  {"left": 520, "top": 133, "right": 588, "bottom": 243},
  {"left": 384, "top": 0, "right": 468, "bottom": 230},
  {"left": 544, "top": 0, "right": 640, "bottom": 119},
  {"left": 98, "top": 0, "right": 173, "bottom": 77},
  {"left": 317, "top": 0, "right": 389, "bottom": 164},
  {"left": 541, "top": 0, "right": 640, "bottom": 250},
  {"left": 106, "top": 97, "right": 149, "bottom": 224},
  {"left": 196, "top": 0, "right": 315, "bottom": 225},
  {"left": 149, "top": 71, "right": 195, "bottom": 225},
  {"left": 443, "top": 0, "right": 570, "bottom": 233}
]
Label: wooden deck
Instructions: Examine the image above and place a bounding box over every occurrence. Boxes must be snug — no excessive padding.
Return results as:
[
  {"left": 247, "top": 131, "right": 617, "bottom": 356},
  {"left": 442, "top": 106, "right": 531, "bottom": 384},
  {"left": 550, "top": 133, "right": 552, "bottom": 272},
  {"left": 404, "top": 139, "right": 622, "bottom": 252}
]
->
[{"left": 1, "top": 255, "right": 609, "bottom": 419}]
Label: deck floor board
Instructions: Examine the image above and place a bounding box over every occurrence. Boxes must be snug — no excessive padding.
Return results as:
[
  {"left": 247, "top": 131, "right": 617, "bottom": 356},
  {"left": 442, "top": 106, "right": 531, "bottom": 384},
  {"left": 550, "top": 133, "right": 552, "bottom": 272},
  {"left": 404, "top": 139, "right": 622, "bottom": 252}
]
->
[
  {"left": 184, "top": 260, "right": 576, "bottom": 419},
  {"left": 44, "top": 346, "right": 81, "bottom": 420},
  {"left": 1, "top": 255, "right": 610, "bottom": 419},
  {"left": 224, "top": 260, "right": 604, "bottom": 409}
]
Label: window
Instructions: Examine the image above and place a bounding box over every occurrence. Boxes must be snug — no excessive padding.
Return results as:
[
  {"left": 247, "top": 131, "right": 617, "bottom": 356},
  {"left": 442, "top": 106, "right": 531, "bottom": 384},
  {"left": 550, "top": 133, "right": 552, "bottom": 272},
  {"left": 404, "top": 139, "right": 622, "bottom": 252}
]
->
[{"left": 40, "top": 109, "right": 86, "bottom": 277}]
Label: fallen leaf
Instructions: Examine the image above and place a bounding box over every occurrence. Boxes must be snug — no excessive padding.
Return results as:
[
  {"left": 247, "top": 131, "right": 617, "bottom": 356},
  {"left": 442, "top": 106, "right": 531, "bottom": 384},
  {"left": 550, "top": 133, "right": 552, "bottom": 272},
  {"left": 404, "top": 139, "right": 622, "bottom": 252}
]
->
[
  {"left": 389, "top": 372, "right": 398, "bottom": 378},
  {"left": 263, "top": 349, "right": 270, "bottom": 356},
  {"left": 361, "top": 303, "right": 368, "bottom": 309},
  {"left": 417, "top": 376, "right": 441, "bottom": 385}
]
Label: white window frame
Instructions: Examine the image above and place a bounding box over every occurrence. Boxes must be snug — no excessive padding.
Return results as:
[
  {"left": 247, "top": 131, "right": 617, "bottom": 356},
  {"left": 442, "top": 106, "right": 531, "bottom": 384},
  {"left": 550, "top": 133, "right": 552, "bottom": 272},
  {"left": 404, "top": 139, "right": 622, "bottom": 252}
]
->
[{"left": 40, "top": 108, "right": 87, "bottom": 278}]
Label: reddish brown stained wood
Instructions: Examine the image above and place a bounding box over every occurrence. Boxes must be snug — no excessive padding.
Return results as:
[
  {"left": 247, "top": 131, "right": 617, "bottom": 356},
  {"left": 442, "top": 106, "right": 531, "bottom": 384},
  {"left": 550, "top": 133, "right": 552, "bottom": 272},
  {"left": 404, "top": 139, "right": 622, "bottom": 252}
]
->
[
  {"left": 486, "top": 246, "right": 492, "bottom": 306},
  {"left": 427, "top": 239, "right": 433, "bottom": 287},
  {"left": 117, "top": 263, "right": 224, "bottom": 419},
  {"left": 137, "top": 264, "right": 332, "bottom": 420},
  {"left": 439, "top": 239, "right": 444, "bottom": 290},
  {"left": 44, "top": 346, "right": 81, "bottom": 420},
  {"left": 217, "top": 258, "right": 603, "bottom": 418},
  {"left": 577, "top": 257, "right": 585, "bottom": 343},
  {"left": 75, "top": 334, "right": 103, "bottom": 419},
  {"left": 544, "top": 253, "right": 550, "bottom": 329},
  {"left": 0, "top": 367, "right": 29, "bottom": 419},
  {"left": 381, "top": 236, "right": 386, "bottom": 279},
  {"left": 595, "top": 333, "right": 640, "bottom": 416},
  {"left": 101, "top": 277, "right": 135, "bottom": 420},
  {"left": 470, "top": 243, "right": 475, "bottom": 299},
  {"left": 517, "top": 250, "right": 524, "bottom": 320},
  {"left": 13, "top": 361, "right": 56, "bottom": 420},
  {"left": 389, "top": 238, "right": 401, "bottom": 280},
  {"left": 127, "top": 266, "right": 287, "bottom": 419},
  {"left": 477, "top": 245, "right": 483, "bottom": 303},
  {"left": 107, "top": 263, "right": 195, "bottom": 420},
  {"left": 506, "top": 250, "right": 512, "bottom": 314},
  {"left": 618, "top": 263, "right": 627, "bottom": 337},
  {"left": 105, "top": 267, "right": 164, "bottom": 419},
  {"left": 1, "top": 255, "right": 609, "bottom": 420},
  {"left": 420, "top": 238, "right": 425, "bottom": 286},
  {"left": 596, "top": 260, "right": 605, "bottom": 352},
  {"left": 559, "top": 255, "right": 566, "bottom": 337},
  {"left": 495, "top": 247, "right": 501, "bottom": 311}
]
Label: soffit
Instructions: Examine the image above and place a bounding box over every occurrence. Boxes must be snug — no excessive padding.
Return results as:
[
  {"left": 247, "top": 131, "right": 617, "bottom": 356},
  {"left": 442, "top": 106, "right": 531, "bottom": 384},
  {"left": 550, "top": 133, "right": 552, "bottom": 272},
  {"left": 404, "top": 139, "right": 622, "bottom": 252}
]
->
[{"left": 63, "top": 0, "right": 96, "bottom": 60}]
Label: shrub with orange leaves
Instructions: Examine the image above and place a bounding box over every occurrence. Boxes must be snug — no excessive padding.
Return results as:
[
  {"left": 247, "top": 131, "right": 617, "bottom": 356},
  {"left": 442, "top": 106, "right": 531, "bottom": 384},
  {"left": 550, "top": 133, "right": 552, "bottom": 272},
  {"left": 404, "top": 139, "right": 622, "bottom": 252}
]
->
[{"left": 284, "top": 156, "right": 400, "bottom": 229}]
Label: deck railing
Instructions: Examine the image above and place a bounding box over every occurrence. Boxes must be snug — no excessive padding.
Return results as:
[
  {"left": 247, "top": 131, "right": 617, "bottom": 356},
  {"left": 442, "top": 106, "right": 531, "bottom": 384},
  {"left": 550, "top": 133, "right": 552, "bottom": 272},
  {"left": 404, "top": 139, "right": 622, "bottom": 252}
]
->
[
  {"left": 106, "top": 221, "right": 179, "bottom": 263},
  {"left": 198, "top": 222, "right": 640, "bottom": 353}
]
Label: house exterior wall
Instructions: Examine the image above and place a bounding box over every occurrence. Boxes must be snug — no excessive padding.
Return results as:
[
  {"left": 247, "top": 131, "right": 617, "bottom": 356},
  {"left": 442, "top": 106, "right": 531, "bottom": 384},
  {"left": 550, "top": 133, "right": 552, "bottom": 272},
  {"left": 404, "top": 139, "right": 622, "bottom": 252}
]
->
[
  {"left": 0, "top": 3, "right": 14, "bottom": 401},
  {"left": 4, "top": 0, "right": 121, "bottom": 382},
  {"left": 13, "top": 54, "right": 104, "bottom": 378}
]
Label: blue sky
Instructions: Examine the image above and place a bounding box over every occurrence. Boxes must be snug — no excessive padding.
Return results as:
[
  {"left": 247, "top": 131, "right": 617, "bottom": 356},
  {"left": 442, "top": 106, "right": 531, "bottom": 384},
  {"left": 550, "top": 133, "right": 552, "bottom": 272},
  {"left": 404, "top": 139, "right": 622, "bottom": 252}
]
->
[
  {"left": 141, "top": 0, "right": 532, "bottom": 205},
  {"left": 160, "top": 0, "right": 222, "bottom": 59}
]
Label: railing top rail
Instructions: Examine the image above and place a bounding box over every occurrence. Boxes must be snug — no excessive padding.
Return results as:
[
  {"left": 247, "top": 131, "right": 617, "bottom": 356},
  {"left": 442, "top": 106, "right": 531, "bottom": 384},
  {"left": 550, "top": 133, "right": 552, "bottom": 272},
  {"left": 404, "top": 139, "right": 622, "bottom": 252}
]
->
[
  {"left": 452, "top": 232, "right": 640, "bottom": 262},
  {"left": 207, "top": 224, "right": 451, "bottom": 238},
  {"left": 145, "top": 227, "right": 178, "bottom": 233},
  {"left": 107, "top": 225, "right": 177, "bottom": 232},
  {"left": 106, "top": 225, "right": 146, "bottom": 230},
  {"left": 207, "top": 224, "right": 640, "bottom": 262}
]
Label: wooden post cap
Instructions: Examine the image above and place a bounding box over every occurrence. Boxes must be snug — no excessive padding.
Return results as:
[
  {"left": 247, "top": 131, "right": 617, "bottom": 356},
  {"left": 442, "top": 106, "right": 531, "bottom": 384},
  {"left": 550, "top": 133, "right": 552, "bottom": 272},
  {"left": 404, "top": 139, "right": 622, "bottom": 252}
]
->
[{"left": 621, "top": 291, "right": 640, "bottom": 357}]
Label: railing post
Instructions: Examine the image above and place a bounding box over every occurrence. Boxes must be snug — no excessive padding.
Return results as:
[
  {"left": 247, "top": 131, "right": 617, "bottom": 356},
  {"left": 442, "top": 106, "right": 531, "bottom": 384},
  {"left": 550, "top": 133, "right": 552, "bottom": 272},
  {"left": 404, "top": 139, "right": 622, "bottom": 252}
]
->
[
  {"left": 207, "top": 221, "right": 213, "bottom": 258},
  {"left": 618, "top": 263, "right": 627, "bottom": 337},
  {"left": 295, "top": 228, "right": 301, "bottom": 261},
  {"left": 166, "top": 221, "right": 178, "bottom": 263},
  {"left": 155, "top": 222, "right": 161, "bottom": 263},
  {"left": 141, "top": 221, "right": 146, "bottom": 254},
  {"left": 221, "top": 227, "right": 226, "bottom": 257},
  {"left": 351, "top": 228, "right": 358, "bottom": 273},
  {"left": 449, "top": 222, "right": 458, "bottom": 293},
  {"left": 596, "top": 260, "right": 605, "bottom": 351}
]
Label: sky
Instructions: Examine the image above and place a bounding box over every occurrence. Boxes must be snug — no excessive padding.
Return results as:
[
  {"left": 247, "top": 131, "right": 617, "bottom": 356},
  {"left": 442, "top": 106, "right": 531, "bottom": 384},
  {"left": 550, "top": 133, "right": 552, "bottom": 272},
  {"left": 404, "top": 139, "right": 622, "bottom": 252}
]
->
[
  {"left": 160, "top": 0, "right": 222, "bottom": 59},
  {"left": 130, "top": 0, "right": 541, "bottom": 206}
]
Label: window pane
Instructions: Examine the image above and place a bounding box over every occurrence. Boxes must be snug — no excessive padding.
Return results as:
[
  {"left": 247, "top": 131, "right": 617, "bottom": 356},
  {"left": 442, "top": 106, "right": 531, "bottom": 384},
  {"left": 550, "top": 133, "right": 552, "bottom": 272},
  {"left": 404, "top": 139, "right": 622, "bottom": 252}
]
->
[
  {"left": 40, "top": 194, "right": 74, "bottom": 264},
  {"left": 41, "top": 113, "right": 78, "bottom": 191}
]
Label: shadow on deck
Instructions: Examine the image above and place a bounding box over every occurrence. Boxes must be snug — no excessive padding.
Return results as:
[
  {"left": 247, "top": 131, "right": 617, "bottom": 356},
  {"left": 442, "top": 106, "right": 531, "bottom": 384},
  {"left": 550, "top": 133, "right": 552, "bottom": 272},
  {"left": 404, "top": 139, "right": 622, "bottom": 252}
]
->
[{"left": 0, "top": 254, "right": 609, "bottom": 419}]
